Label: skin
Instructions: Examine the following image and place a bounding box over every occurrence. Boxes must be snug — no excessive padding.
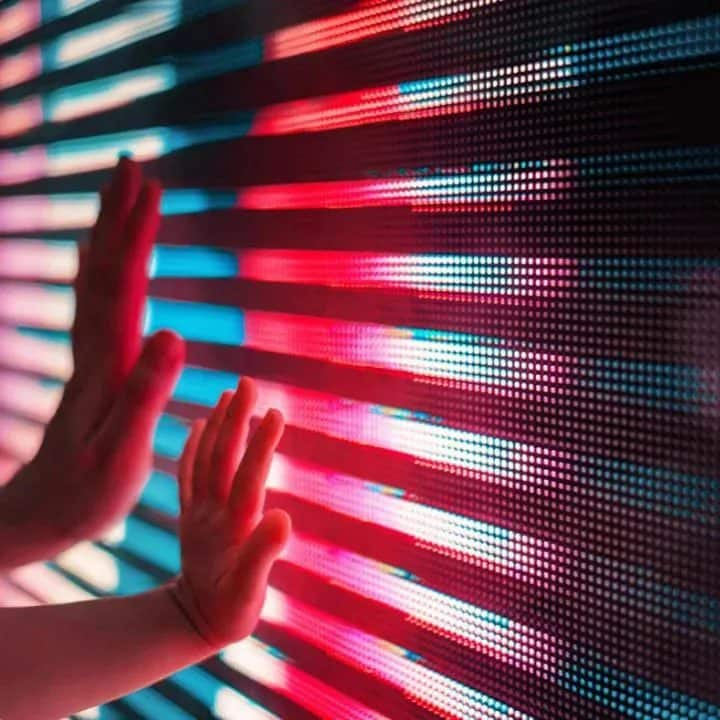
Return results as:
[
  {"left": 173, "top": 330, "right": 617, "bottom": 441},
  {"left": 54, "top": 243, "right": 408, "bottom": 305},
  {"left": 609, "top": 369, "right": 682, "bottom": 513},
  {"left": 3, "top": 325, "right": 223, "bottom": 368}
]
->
[
  {"left": 0, "top": 159, "right": 291, "bottom": 717},
  {"left": 0, "top": 381, "right": 291, "bottom": 719},
  {"left": 0, "top": 158, "right": 184, "bottom": 566}
]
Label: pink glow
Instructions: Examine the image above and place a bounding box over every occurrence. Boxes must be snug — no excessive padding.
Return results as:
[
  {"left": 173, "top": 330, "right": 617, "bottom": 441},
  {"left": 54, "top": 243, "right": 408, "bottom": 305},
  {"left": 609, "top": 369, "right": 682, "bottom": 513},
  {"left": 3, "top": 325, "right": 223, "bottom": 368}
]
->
[
  {"left": 249, "top": 58, "right": 569, "bottom": 137},
  {"left": 7, "top": 563, "right": 93, "bottom": 604},
  {"left": 249, "top": 84, "right": 410, "bottom": 135},
  {"left": 0, "top": 414, "right": 44, "bottom": 461},
  {"left": 265, "top": 0, "right": 497, "bottom": 61},
  {"left": 0, "top": 195, "right": 98, "bottom": 232},
  {"left": 0, "top": 98, "right": 43, "bottom": 139},
  {"left": 238, "top": 171, "right": 571, "bottom": 212},
  {"left": 0, "top": 327, "right": 71, "bottom": 379},
  {"left": 0, "top": 146, "right": 48, "bottom": 185},
  {"left": 0, "top": 1, "right": 41, "bottom": 44},
  {"left": 0, "top": 47, "right": 42, "bottom": 91},
  {"left": 252, "top": 377, "right": 575, "bottom": 485},
  {"left": 0, "top": 168, "right": 568, "bottom": 233},
  {"left": 0, "top": 283, "right": 73, "bottom": 329},
  {"left": 244, "top": 309, "right": 575, "bottom": 389},
  {"left": 0, "top": 371, "right": 61, "bottom": 422},
  {"left": 283, "top": 532, "right": 559, "bottom": 676},
  {"left": 267, "top": 453, "right": 552, "bottom": 577},
  {"left": 223, "top": 638, "right": 388, "bottom": 720},
  {"left": 0, "top": 240, "right": 77, "bottom": 280},
  {"left": 241, "top": 249, "right": 575, "bottom": 299},
  {"left": 261, "top": 587, "right": 534, "bottom": 720}
]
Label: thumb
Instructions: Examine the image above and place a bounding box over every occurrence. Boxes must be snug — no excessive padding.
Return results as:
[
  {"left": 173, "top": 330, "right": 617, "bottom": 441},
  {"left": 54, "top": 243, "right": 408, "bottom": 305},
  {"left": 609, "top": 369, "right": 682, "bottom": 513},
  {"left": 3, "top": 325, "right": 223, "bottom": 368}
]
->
[
  {"left": 91, "top": 330, "right": 185, "bottom": 458},
  {"left": 232, "top": 509, "right": 292, "bottom": 610}
]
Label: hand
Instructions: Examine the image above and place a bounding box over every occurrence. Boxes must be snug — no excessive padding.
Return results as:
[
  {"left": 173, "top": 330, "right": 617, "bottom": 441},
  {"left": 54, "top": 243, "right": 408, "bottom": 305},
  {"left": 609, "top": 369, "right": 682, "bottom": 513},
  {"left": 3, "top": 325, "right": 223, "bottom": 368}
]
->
[
  {"left": 0, "top": 158, "right": 185, "bottom": 564},
  {"left": 168, "top": 378, "right": 291, "bottom": 649}
]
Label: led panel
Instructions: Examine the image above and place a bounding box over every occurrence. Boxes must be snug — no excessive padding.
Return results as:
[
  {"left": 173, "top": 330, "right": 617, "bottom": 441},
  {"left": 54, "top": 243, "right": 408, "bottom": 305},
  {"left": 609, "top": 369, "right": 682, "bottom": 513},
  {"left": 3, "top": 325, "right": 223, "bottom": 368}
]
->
[{"left": 0, "top": 1, "right": 719, "bottom": 719}]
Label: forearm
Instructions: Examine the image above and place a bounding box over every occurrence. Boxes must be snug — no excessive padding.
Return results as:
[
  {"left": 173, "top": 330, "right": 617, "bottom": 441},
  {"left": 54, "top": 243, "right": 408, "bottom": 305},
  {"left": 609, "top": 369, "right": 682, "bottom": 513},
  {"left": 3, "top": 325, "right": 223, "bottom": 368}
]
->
[{"left": 0, "top": 585, "right": 214, "bottom": 719}]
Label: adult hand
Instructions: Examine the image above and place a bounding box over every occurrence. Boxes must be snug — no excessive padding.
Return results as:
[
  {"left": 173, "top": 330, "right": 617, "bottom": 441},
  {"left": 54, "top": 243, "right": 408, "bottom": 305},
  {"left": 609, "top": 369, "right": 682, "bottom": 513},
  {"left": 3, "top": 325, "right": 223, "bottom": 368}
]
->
[
  {"left": 0, "top": 158, "right": 185, "bottom": 568},
  {"left": 169, "top": 377, "right": 291, "bottom": 647}
]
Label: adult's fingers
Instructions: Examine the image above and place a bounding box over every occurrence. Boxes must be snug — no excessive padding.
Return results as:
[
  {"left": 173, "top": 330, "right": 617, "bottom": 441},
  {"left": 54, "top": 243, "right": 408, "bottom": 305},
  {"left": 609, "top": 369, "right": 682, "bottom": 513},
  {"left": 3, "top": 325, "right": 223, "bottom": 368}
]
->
[
  {"left": 108, "top": 180, "right": 162, "bottom": 379},
  {"left": 95, "top": 157, "right": 143, "bottom": 250},
  {"left": 90, "top": 330, "right": 185, "bottom": 464},
  {"left": 229, "top": 409, "right": 285, "bottom": 533},
  {"left": 209, "top": 377, "right": 257, "bottom": 503},
  {"left": 192, "top": 391, "right": 234, "bottom": 501},
  {"left": 71, "top": 240, "right": 90, "bottom": 364}
]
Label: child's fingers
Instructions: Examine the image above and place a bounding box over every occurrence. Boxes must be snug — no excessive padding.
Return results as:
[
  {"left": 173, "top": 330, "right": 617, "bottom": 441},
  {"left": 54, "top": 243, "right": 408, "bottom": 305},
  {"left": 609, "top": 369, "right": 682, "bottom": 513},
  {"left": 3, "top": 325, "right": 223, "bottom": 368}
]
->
[
  {"left": 192, "top": 391, "right": 234, "bottom": 500},
  {"left": 231, "top": 508, "right": 291, "bottom": 610},
  {"left": 229, "top": 409, "right": 285, "bottom": 532},
  {"left": 179, "top": 419, "right": 205, "bottom": 512},
  {"left": 209, "top": 377, "right": 257, "bottom": 502}
]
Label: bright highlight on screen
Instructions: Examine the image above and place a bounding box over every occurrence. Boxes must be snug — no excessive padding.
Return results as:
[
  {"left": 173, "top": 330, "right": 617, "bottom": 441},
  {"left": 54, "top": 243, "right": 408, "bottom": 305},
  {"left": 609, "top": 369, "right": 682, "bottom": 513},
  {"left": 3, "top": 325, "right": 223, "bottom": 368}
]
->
[{"left": 0, "top": 1, "right": 719, "bottom": 719}]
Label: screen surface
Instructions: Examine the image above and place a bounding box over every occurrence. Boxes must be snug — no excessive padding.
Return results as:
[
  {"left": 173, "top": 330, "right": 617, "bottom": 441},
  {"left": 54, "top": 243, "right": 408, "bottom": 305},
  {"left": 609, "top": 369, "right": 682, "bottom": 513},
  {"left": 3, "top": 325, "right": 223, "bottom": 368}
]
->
[{"left": 0, "top": 1, "right": 719, "bottom": 718}]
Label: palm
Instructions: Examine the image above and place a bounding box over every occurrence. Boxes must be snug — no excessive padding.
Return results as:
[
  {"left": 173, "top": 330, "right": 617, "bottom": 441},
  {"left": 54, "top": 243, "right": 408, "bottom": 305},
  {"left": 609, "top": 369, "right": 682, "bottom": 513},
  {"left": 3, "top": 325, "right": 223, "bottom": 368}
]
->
[{"left": 0, "top": 159, "right": 184, "bottom": 557}]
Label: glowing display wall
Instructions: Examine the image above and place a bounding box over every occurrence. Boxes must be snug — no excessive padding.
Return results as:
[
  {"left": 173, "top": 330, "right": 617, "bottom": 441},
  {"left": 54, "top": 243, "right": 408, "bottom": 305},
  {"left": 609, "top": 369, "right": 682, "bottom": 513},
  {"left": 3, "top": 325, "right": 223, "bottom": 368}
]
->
[{"left": 1, "top": 0, "right": 719, "bottom": 718}]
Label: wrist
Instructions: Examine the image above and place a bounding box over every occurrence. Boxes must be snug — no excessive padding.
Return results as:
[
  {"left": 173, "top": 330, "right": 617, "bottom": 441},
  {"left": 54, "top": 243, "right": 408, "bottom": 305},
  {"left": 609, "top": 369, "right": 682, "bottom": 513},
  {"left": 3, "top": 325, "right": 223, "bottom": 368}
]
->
[{"left": 164, "top": 580, "right": 224, "bottom": 653}]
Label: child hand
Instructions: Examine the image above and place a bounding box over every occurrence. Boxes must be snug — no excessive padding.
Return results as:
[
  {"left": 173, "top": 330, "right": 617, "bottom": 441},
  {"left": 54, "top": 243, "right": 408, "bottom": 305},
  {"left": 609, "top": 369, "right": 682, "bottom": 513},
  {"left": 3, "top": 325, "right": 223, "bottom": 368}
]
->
[{"left": 168, "top": 378, "right": 291, "bottom": 649}]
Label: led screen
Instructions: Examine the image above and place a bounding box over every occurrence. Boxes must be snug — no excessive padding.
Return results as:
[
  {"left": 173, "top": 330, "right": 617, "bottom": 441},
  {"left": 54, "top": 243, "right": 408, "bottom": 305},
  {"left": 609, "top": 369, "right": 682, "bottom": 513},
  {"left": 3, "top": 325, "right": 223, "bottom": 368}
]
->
[{"left": 0, "top": 0, "right": 719, "bottom": 718}]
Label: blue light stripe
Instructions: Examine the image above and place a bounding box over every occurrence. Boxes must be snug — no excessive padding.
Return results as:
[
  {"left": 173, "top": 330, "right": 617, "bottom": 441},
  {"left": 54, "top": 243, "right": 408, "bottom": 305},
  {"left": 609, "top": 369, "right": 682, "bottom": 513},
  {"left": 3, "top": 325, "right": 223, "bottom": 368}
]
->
[
  {"left": 154, "top": 414, "right": 189, "bottom": 460},
  {"left": 159, "top": 189, "right": 237, "bottom": 215},
  {"left": 562, "top": 657, "right": 720, "bottom": 719},
  {"left": 120, "top": 516, "right": 179, "bottom": 575},
  {"left": 175, "top": 38, "right": 265, "bottom": 84},
  {"left": 170, "top": 667, "right": 223, "bottom": 709},
  {"left": 173, "top": 366, "right": 239, "bottom": 406},
  {"left": 120, "top": 687, "right": 195, "bottom": 720},
  {"left": 150, "top": 245, "right": 238, "bottom": 278},
  {"left": 145, "top": 298, "right": 244, "bottom": 345},
  {"left": 140, "top": 470, "right": 180, "bottom": 516}
]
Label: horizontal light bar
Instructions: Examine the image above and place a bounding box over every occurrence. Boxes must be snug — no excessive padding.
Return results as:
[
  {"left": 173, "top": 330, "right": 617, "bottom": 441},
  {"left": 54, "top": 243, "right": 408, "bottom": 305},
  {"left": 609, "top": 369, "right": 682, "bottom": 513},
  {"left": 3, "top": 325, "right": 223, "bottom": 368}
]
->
[
  {"left": 0, "top": 165, "right": 571, "bottom": 232},
  {"left": 223, "top": 637, "right": 389, "bottom": 720},
  {"left": 0, "top": 326, "right": 71, "bottom": 378},
  {"left": 4, "top": 240, "right": 719, "bottom": 299},
  {"left": 121, "top": 688, "right": 195, "bottom": 720},
  {"left": 2, "top": 13, "right": 718, "bottom": 140},
  {"left": 265, "top": 0, "right": 500, "bottom": 61},
  {"left": 561, "top": 657, "right": 720, "bottom": 719},
  {"left": 0, "top": 122, "right": 253, "bottom": 184},
  {"left": 285, "top": 531, "right": 558, "bottom": 675},
  {"left": 0, "top": 327, "right": 716, "bottom": 524},
  {"left": 0, "top": 369, "right": 61, "bottom": 421},
  {"left": 8, "top": 562, "right": 93, "bottom": 604},
  {"left": 262, "top": 586, "right": 535, "bottom": 720},
  {"left": 0, "top": 412, "right": 43, "bottom": 460},
  {"left": 0, "top": 1, "right": 41, "bottom": 45},
  {"left": 108, "top": 513, "right": 557, "bottom": 675},
  {"left": 2, "top": 142, "right": 719, "bottom": 229},
  {"left": 0, "top": 1, "right": 180, "bottom": 91},
  {"left": 0, "top": 0, "right": 102, "bottom": 45}
]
